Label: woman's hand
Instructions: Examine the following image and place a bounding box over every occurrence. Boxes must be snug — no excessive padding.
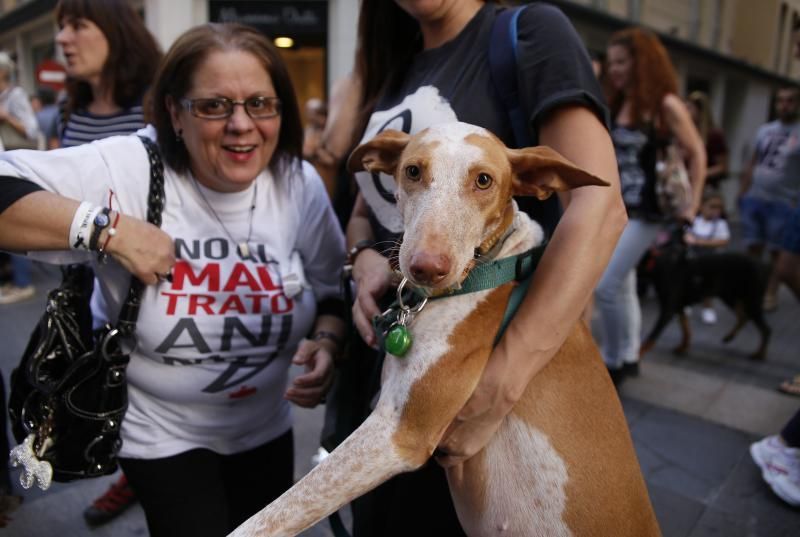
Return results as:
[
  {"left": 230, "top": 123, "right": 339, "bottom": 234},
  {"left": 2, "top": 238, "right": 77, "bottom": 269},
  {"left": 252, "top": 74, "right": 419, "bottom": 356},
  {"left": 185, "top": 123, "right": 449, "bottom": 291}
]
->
[
  {"left": 105, "top": 213, "right": 176, "bottom": 285},
  {"left": 351, "top": 249, "right": 395, "bottom": 347},
  {"left": 285, "top": 338, "right": 336, "bottom": 408}
]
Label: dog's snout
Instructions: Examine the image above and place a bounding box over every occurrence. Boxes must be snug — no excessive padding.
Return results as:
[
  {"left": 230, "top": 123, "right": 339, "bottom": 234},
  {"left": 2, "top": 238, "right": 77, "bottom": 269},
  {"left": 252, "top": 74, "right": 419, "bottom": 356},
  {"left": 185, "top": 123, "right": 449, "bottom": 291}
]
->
[{"left": 409, "top": 252, "right": 452, "bottom": 285}]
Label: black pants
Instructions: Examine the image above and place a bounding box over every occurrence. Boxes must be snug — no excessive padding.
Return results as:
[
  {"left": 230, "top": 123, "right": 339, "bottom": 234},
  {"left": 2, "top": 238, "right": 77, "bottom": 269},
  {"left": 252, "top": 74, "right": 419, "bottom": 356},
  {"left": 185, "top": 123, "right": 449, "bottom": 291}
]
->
[
  {"left": 352, "top": 459, "right": 466, "bottom": 537},
  {"left": 0, "top": 372, "right": 11, "bottom": 493},
  {"left": 120, "top": 429, "right": 293, "bottom": 537},
  {"left": 782, "top": 409, "right": 800, "bottom": 448}
]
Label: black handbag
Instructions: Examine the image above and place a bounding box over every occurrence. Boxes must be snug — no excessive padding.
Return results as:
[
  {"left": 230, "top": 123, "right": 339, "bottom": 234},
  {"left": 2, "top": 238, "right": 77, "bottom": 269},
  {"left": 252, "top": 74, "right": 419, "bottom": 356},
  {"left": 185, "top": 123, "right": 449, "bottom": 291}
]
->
[{"left": 7, "top": 136, "right": 165, "bottom": 489}]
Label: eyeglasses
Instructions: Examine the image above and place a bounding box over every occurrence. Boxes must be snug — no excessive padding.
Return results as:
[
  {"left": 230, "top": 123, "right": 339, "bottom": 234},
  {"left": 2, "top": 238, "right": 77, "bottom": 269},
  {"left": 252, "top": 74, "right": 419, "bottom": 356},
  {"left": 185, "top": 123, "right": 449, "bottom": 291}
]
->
[{"left": 179, "top": 96, "right": 282, "bottom": 119}]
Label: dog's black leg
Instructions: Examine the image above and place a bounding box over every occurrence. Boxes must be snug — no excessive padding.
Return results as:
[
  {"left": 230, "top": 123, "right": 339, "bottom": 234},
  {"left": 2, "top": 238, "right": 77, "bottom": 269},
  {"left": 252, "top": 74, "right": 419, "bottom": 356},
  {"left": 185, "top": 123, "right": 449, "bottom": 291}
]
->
[
  {"left": 744, "top": 304, "right": 771, "bottom": 361},
  {"left": 672, "top": 312, "right": 690, "bottom": 355},
  {"left": 722, "top": 303, "right": 747, "bottom": 343}
]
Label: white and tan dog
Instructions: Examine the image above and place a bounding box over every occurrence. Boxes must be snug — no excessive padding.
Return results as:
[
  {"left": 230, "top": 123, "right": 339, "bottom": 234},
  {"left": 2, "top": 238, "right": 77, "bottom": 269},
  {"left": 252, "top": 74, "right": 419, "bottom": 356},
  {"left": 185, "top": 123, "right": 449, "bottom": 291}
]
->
[{"left": 230, "top": 123, "right": 661, "bottom": 537}]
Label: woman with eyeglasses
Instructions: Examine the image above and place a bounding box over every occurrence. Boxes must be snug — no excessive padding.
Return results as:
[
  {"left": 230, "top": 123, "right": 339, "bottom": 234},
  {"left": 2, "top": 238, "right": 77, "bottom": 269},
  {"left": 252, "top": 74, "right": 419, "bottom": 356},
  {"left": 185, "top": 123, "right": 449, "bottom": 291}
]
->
[{"left": 0, "top": 23, "right": 345, "bottom": 537}]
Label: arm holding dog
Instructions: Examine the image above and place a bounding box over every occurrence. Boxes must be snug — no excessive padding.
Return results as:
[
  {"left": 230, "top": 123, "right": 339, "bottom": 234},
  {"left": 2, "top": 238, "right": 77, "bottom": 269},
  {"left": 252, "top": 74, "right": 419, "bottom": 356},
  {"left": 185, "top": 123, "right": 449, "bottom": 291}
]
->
[{"left": 436, "top": 105, "right": 627, "bottom": 467}]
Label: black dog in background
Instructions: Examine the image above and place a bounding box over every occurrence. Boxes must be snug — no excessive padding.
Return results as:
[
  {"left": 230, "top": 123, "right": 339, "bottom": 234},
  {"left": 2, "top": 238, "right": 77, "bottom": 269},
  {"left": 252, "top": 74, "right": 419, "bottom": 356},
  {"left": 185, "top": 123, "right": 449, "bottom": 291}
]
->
[{"left": 639, "top": 224, "right": 771, "bottom": 361}]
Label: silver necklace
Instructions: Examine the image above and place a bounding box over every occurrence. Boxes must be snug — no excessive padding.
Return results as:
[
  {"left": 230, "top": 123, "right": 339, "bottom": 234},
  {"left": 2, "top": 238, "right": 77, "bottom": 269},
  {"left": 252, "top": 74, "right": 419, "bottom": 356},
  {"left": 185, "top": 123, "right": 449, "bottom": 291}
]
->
[{"left": 190, "top": 174, "right": 257, "bottom": 258}]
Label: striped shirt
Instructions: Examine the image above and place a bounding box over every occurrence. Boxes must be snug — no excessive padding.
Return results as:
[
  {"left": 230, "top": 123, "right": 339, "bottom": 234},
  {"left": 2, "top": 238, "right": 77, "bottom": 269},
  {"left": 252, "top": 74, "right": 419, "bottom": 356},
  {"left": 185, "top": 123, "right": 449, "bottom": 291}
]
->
[{"left": 59, "top": 104, "right": 145, "bottom": 147}]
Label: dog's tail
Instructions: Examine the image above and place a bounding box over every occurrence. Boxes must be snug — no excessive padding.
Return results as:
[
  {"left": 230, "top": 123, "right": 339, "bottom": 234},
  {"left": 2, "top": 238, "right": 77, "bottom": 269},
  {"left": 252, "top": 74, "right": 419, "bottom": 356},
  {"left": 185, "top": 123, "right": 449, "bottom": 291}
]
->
[{"left": 227, "top": 410, "right": 416, "bottom": 537}]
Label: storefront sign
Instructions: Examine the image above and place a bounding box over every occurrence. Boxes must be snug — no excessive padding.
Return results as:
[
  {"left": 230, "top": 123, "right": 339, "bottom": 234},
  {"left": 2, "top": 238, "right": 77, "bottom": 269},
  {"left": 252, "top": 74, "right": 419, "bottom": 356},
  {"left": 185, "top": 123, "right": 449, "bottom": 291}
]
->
[{"left": 210, "top": 1, "right": 327, "bottom": 38}]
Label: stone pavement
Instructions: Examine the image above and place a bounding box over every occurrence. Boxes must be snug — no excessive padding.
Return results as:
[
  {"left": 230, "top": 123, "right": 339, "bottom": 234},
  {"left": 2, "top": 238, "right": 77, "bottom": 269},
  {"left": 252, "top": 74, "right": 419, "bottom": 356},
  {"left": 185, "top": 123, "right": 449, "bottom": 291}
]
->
[{"left": 1, "top": 260, "right": 799, "bottom": 536}]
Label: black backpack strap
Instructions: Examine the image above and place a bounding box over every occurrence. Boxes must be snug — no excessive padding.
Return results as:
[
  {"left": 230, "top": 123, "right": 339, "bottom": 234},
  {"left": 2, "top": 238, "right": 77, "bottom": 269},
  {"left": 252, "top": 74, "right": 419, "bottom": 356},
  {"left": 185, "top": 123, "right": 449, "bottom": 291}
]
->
[
  {"left": 489, "top": 6, "right": 530, "bottom": 148},
  {"left": 488, "top": 5, "right": 562, "bottom": 238}
]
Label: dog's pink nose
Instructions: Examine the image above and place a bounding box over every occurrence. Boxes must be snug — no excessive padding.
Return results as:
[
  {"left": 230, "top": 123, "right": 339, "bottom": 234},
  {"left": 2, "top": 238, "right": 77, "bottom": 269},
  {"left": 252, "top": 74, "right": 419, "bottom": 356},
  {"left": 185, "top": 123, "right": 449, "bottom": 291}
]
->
[{"left": 409, "top": 252, "right": 451, "bottom": 285}]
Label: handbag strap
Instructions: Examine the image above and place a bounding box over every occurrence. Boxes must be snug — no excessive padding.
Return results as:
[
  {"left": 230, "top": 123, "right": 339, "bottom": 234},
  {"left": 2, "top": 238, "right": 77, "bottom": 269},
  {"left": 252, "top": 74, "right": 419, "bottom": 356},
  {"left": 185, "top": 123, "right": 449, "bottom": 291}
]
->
[
  {"left": 115, "top": 136, "right": 166, "bottom": 336},
  {"left": 488, "top": 6, "right": 561, "bottom": 239}
]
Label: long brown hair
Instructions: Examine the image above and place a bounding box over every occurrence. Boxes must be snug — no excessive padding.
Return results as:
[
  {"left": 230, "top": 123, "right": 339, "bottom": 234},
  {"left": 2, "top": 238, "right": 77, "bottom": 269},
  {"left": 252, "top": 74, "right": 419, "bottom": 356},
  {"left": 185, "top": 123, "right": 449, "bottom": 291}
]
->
[
  {"left": 605, "top": 27, "right": 678, "bottom": 129},
  {"left": 149, "top": 23, "right": 303, "bottom": 177},
  {"left": 353, "top": 0, "right": 423, "bottom": 140},
  {"left": 56, "top": 0, "right": 162, "bottom": 115}
]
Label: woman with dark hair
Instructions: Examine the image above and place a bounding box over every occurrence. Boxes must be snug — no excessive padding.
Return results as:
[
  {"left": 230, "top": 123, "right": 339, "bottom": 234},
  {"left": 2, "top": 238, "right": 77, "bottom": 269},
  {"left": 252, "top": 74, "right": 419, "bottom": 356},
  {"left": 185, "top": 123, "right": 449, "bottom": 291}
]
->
[
  {"left": 55, "top": 0, "right": 162, "bottom": 146},
  {"left": 54, "top": 1, "right": 163, "bottom": 522},
  {"left": 596, "top": 27, "right": 705, "bottom": 383},
  {"left": 319, "top": 1, "right": 626, "bottom": 535},
  {"left": 0, "top": 23, "right": 345, "bottom": 537}
]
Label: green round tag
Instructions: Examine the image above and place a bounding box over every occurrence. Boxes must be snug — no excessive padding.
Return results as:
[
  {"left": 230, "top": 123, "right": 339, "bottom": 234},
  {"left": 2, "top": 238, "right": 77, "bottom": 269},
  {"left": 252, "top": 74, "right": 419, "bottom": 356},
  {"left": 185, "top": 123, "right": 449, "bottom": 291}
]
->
[{"left": 385, "top": 324, "right": 412, "bottom": 357}]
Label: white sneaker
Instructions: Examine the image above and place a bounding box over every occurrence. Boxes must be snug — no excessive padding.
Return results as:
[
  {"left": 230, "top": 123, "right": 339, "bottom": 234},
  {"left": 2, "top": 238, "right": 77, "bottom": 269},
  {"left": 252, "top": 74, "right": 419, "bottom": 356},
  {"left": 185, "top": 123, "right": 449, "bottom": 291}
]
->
[
  {"left": 750, "top": 435, "right": 800, "bottom": 506},
  {"left": 701, "top": 307, "right": 717, "bottom": 324},
  {"left": 0, "top": 284, "right": 35, "bottom": 305}
]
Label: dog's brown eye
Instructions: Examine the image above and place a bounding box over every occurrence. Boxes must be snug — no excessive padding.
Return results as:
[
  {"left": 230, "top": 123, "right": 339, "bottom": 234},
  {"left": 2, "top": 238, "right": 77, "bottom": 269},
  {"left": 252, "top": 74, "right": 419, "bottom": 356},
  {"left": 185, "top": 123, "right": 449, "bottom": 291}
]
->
[
  {"left": 476, "top": 173, "right": 493, "bottom": 190},
  {"left": 405, "top": 165, "right": 420, "bottom": 181}
]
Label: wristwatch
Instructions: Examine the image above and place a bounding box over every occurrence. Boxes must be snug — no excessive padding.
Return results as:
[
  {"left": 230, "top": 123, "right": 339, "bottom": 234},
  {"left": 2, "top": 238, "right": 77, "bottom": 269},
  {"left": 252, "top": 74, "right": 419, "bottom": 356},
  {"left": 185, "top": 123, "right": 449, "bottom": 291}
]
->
[
  {"left": 89, "top": 208, "right": 112, "bottom": 251},
  {"left": 343, "top": 239, "right": 374, "bottom": 279}
]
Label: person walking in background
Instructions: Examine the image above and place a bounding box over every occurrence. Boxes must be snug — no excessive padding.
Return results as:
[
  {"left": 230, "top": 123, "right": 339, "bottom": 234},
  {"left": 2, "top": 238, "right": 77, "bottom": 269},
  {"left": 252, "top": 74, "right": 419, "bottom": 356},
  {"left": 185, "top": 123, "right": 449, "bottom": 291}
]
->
[
  {"left": 0, "top": 52, "right": 40, "bottom": 150},
  {"left": 324, "top": 1, "right": 625, "bottom": 534},
  {"left": 751, "top": 409, "right": 800, "bottom": 506},
  {"left": 686, "top": 90, "right": 729, "bottom": 189},
  {"left": 53, "top": 0, "right": 162, "bottom": 526},
  {"left": 0, "top": 51, "right": 41, "bottom": 305},
  {"left": 595, "top": 27, "right": 706, "bottom": 385},
  {"left": 302, "top": 97, "right": 335, "bottom": 197},
  {"left": 684, "top": 189, "right": 731, "bottom": 324},
  {"left": 55, "top": 0, "right": 161, "bottom": 147},
  {"left": 0, "top": 22, "right": 345, "bottom": 537},
  {"left": 32, "top": 86, "right": 61, "bottom": 150},
  {"left": 738, "top": 86, "right": 800, "bottom": 312}
]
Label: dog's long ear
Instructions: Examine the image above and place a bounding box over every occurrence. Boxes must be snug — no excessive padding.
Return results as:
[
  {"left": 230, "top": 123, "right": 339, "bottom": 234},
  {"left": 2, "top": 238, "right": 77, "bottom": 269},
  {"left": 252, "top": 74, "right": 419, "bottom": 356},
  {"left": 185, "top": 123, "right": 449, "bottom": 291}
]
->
[
  {"left": 506, "top": 146, "right": 610, "bottom": 200},
  {"left": 346, "top": 130, "right": 411, "bottom": 175}
]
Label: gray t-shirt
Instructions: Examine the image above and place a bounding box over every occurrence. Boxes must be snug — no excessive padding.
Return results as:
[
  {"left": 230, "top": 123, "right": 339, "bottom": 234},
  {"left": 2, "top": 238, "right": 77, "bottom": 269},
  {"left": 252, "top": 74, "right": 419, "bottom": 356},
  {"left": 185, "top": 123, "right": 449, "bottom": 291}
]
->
[
  {"left": 354, "top": 3, "right": 608, "bottom": 243},
  {"left": 748, "top": 119, "right": 800, "bottom": 204}
]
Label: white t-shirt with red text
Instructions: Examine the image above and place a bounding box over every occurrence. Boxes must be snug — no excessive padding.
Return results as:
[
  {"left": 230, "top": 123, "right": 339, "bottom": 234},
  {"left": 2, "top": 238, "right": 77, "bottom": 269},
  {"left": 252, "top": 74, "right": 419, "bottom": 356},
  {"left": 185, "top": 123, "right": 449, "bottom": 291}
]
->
[{"left": 0, "top": 131, "right": 345, "bottom": 458}]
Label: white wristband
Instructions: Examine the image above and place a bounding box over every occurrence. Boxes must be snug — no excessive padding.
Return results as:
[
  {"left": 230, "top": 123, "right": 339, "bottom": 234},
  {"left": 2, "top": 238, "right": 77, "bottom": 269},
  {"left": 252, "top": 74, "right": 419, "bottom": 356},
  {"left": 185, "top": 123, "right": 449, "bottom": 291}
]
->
[{"left": 69, "top": 203, "right": 101, "bottom": 251}]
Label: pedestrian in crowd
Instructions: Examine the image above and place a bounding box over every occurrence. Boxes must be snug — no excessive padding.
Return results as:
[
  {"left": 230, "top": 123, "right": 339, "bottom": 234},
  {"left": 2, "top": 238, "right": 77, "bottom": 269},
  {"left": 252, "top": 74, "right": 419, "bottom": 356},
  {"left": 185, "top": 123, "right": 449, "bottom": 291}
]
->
[
  {"left": 302, "top": 97, "right": 328, "bottom": 161},
  {"left": 0, "top": 22, "right": 345, "bottom": 537},
  {"left": 322, "top": 1, "right": 624, "bottom": 534},
  {"left": 0, "top": 51, "right": 41, "bottom": 305},
  {"left": 738, "top": 85, "right": 800, "bottom": 312},
  {"left": 686, "top": 90, "right": 729, "bottom": 188},
  {"left": 307, "top": 73, "right": 362, "bottom": 227},
  {"left": 751, "top": 409, "right": 800, "bottom": 506},
  {"left": 55, "top": 0, "right": 161, "bottom": 147},
  {"left": 32, "top": 86, "right": 61, "bottom": 150},
  {"left": 53, "top": 0, "right": 163, "bottom": 524},
  {"left": 302, "top": 97, "right": 335, "bottom": 197},
  {"left": 595, "top": 27, "right": 706, "bottom": 385},
  {"left": 683, "top": 189, "right": 731, "bottom": 324}
]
